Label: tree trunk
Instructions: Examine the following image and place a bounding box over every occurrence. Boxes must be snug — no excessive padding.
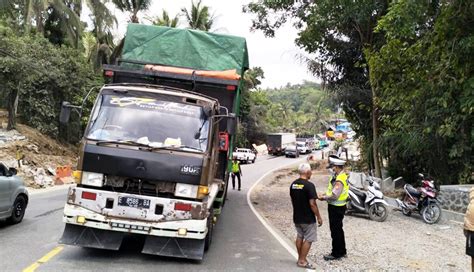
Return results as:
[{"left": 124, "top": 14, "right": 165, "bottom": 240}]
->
[
  {"left": 372, "top": 94, "right": 382, "bottom": 178},
  {"left": 7, "top": 88, "right": 19, "bottom": 131}
]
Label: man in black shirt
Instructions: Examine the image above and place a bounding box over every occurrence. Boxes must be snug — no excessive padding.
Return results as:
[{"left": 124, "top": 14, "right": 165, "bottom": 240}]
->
[{"left": 290, "top": 163, "right": 323, "bottom": 269}]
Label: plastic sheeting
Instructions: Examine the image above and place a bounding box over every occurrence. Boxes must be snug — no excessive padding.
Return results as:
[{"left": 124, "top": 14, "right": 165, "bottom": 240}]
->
[{"left": 121, "top": 24, "right": 249, "bottom": 75}]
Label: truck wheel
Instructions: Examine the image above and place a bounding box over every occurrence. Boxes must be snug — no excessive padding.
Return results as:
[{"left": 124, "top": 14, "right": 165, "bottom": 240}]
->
[
  {"left": 204, "top": 208, "right": 214, "bottom": 251},
  {"left": 7, "top": 195, "right": 27, "bottom": 224},
  {"left": 252, "top": 158, "right": 256, "bottom": 163}
]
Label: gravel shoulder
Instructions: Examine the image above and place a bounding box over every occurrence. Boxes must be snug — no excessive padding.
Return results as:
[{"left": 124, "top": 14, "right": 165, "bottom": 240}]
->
[{"left": 251, "top": 167, "right": 469, "bottom": 271}]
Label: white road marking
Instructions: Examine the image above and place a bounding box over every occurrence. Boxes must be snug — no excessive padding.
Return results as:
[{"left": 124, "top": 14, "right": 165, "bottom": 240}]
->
[{"left": 246, "top": 157, "right": 308, "bottom": 260}]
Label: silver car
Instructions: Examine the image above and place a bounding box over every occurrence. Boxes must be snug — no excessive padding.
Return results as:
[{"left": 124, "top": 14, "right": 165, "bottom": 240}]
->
[{"left": 0, "top": 163, "right": 28, "bottom": 224}]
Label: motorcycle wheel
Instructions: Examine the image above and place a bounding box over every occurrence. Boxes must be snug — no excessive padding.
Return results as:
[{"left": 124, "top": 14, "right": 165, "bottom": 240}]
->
[
  {"left": 402, "top": 207, "right": 412, "bottom": 216},
  {"left": 421, "top": 203, "right": 442, "bottom": 224},
  {"left": 368, "top": 203, "right": 388, "bottom": 222}
]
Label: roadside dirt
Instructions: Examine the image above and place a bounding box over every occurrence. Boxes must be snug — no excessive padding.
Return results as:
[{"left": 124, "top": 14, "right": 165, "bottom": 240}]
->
[
  {"left": 0, "top": 119, "right": 77, "bottom": 188},
  {"left": 251, "top": 167, "right": 469, "bottom": 271}
]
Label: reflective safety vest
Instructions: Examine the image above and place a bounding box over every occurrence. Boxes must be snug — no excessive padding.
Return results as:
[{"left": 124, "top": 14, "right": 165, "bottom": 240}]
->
[
  {"left": 232, "top": 161, "right": 240, "bottom": 173},
  {"left": 326, "top": 172, "right": 349, "bottom": 206}
]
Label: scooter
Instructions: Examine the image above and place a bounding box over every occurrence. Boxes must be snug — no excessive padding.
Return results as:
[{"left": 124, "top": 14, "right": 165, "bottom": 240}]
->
[
  {"left": 346, "top": 176, "right": 389, "bottom": 222},
  {"left": 395, "top": 173, "right": 442, "bottom": 224}
]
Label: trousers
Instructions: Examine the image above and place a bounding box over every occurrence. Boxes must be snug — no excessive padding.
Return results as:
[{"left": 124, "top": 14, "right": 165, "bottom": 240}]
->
[
  {"left": 231, "top": 172, "right": 241, "bottom": 189},
  {"left": 328, "top": 204, "right": 347, "bottom": 257}
]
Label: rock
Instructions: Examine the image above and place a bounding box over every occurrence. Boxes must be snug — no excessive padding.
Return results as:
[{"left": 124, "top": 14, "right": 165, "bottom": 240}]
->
[
  {"left": 33, "top": 168, "right": 54, "bottom": 187},
  {"left": 26, "top": 144, "right": 39, "bottom": 153},
  {"left": 46, "top": 167, "right": 56, "bottom": 176},
  {"left": 56, "top": 176, "right": 74, "bottom": 185}
]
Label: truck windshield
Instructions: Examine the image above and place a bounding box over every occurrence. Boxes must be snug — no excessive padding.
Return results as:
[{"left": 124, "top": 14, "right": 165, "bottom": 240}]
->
[{"left": 86, "top": 94, "right": 210, "bottom": 152}]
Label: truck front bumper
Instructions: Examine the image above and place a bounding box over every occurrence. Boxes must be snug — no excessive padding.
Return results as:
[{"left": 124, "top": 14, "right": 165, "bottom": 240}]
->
[{"left": 63, "top": 204, "right": 207, "bottom": 239}]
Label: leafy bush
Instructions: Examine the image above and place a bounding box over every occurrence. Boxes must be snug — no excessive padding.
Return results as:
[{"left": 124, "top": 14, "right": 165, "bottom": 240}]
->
[{"left": 0, "top": 21, "right": 103, "bottom": 143}]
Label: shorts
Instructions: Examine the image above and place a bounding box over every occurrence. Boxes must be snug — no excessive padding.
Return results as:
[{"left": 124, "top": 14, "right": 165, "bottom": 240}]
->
[
  {"left": 295, "top": 223, "right": 317, "bottom": 243},
  {"left": 467, "top": 230, "right": 474, "bottom": 256}
]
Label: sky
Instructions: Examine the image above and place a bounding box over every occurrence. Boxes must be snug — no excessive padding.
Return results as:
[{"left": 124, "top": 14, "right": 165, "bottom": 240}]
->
[{"left": 82, "top": 0, "right": 318, "bottom": 88}]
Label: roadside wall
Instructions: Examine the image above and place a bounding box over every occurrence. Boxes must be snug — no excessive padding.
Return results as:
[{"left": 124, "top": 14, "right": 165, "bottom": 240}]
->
[{"left": 438, "top": 185, "right": 472, "bottom": 214}]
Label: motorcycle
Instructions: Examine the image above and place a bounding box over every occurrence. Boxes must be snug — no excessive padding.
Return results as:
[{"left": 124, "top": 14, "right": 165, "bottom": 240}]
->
[
  {"left": 346, "top": 176, "right": 389, "bottom": 222},
  {"left": 395, "top": 174, "right": 442, "bottom": 224}
]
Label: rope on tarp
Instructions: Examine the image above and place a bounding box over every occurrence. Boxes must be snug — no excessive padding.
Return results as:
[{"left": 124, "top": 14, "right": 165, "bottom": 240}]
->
[{"left": 191, "top": 70, "right": 197, "bottom": 91}]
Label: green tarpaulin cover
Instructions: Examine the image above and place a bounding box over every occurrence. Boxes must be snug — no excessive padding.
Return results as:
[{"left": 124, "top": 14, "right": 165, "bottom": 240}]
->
[{"left": 121, "top": 24, "right": 249, "bottom": 75}]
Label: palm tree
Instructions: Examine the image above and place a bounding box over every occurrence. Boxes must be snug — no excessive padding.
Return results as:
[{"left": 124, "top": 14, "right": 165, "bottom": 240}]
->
[
  {"left": 111, "top": 0, "right": 150, "bottom": 23},
  {"left": 181, "top": 0, "right": 215, "bottom": 31},
  {"left": 85, "top": 0, "right": 117, "bottom": 38},
  {"left": 21, "top": 0, "right": 83, "bottom": 47},
  {"left": 147, "top": 10, "right": 179, "bottom": 27}
]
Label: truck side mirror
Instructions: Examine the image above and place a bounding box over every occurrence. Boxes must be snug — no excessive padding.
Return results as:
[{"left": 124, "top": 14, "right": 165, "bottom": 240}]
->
[
  {"left": 60, "top": 101, "right": 72, "bottom": 124},
  {"left": 226, "top": 116, "right": 237, "bottom": 135}
]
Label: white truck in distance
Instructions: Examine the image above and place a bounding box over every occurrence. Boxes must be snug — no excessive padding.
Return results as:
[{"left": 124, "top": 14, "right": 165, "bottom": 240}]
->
[
  {"left": 233, "top": 148, "right": 256, "bottom": 164},
  {"left": 296, "top": 141, "right": 310, "bottom": 154}
]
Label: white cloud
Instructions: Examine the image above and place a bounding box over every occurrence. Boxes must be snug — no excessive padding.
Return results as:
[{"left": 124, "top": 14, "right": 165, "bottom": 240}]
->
[{"left": 83, "top": 0, "right": 318, "bottom": 88}]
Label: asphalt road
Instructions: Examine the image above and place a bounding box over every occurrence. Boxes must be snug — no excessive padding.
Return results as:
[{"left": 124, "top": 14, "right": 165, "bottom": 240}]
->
[{"left": 0, "top": 153, "right": 313, "bottom": 272}]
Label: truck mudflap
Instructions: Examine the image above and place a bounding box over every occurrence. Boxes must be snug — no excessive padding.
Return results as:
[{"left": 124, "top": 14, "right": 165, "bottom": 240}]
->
[
  {"left": 142, "top": 236, "right": 205, "bottom": 260},
  {"left": 59, "top": 224, "right": 206, "bottom": 260},
  {"left": 59, "top": 224, "right": 124, "bottom": 250}
]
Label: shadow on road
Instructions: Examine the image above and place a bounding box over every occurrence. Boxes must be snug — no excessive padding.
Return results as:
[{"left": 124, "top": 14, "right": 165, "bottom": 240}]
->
[{"left": 59, "top": 234, "right": 202, "bottom": 265}]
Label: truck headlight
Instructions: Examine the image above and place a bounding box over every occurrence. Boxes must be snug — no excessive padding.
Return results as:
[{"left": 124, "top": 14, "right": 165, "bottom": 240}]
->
[
  {"left": 175, "top": 183, "right": 209, "bottom": 199},
  {"left": 81, "top": 171, "right": 104, "bottom": 187}
]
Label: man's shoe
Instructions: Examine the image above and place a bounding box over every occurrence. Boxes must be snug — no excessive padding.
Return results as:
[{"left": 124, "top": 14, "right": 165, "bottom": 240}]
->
[
  {"left": 238, "top": 188, "right": 241, "bottom": 191},
  {"left": 323, "top": 254, "right": 341, "bottom": 261},
  {"left": 232, "top": 187, "right": 235, "bottom": 190}
]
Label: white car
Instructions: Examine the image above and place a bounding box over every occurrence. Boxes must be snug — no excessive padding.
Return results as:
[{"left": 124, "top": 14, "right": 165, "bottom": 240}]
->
[
  {"left": 233, "top": 148, "right": 256, "bottom": 164},
  {"left": 296, "top": 142, "right": 310, "bottom": 154}
]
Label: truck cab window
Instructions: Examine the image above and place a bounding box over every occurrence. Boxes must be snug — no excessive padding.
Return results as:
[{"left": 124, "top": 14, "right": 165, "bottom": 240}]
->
[{"left": 86, "top": 94, "right": 210, "bottom": 152}]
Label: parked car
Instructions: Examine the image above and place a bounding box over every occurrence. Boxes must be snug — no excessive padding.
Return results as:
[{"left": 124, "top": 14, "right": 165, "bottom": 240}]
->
[
  {"left": 285, "top": 145, "right": 300, "bottom": 158},
  {"left": 0, "top": 163, "right": 28, "bottom": 224},
  {"left": 233, "top": 148, "right": 256, "bottom": 163}
]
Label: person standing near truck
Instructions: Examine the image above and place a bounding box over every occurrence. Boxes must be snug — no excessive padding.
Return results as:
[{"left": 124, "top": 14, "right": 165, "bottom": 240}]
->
[
  {"left": 318, "top": 155, "right": 349, "bottom": 261},
  {"left": 290, "top": 163, "right": 323, "bottom": 269},
  {"left": 231, "top": 158, "right": 242, "bottom": 191}
]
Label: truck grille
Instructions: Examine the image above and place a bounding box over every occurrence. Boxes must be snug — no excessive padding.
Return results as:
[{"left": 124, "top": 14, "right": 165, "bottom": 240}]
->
[{"left": 102, "top": 176, "right": 176, "bottom": 198}]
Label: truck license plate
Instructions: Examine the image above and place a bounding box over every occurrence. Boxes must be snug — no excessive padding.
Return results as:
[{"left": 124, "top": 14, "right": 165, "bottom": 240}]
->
[{"left": 118, "top": 196, "right": 151, "bottom": 209}]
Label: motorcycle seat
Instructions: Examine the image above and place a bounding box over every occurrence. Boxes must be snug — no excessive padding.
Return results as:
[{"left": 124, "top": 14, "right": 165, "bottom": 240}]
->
[
  {"left": 406, "top": 184, "right": 421, "bottom": 198},
  {"left": 350, "top": 186, "right": 366, "bottom": 199}
]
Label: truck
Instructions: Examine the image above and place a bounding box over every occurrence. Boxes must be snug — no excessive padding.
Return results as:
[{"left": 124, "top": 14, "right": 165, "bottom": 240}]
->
[
  {"left": 58, "top": 24, "right": 249, "bottom": 260},
  {"left": 296, "top": 137, "right": 316, "bottom": 153},
  {"left": 267, "top": 133, "right": 296, "bottom": 156}
]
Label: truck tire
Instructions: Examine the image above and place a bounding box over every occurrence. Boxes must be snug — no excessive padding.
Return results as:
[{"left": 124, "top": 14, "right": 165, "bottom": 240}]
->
[{"left": 204, "top": 208, "right": 214, "bottom": 251}]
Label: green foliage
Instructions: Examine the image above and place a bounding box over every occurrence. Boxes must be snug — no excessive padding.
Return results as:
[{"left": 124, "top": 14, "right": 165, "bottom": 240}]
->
[
  {"left": 236, "top": 77, "right": 335, "bottom": 148},
  {"left": 264, "top": 81, "right": 335, "bottom": 135},
  {"left": 369, "top": 0, "right": 473, "bottom": 184},
  {"left": 0, "top": 21, "right": 102, "bottom": 142},
  {"left": 147, "top": 10, "right": 179, "bottom": 27},
  {"left": 181, "top": 0, "right": 215, "bottom": 31},
  {"left": 245, "top": 0, "right": 473, "bottom": 184},
  {"left": 244, "top": 0, "right": 389, "bottom": 171},
  {"left": 111, "top": 0, "right": 150, "bottom": 23}
]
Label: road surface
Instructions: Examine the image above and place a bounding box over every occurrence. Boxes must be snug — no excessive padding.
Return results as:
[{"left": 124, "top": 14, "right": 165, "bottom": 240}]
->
[{"left": 0, "top": 153, "right": 314, "bottom": 271}]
